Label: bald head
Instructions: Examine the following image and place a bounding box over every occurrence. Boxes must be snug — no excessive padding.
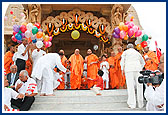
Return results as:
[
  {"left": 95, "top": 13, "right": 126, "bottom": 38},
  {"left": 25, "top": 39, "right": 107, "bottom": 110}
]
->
[
  {"left": 59, "top": 49, "right": 65, "bottom": 55},
  {"left": 118, "top": 46, "right": 122, "bottom": 53},
  {"left": 87, "top": 49, "right": 92, "bottom": 55},
  {"left": 111, "top": 51, "right": 115, "bottom": 57},
  {"left": 75, "top": 49, "right": 80, "bottom": 55}
]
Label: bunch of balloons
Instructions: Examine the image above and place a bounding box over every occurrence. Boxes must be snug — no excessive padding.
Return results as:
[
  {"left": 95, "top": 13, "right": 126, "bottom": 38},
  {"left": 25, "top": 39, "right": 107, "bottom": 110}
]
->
[
  {"left": 12, "top": 22, "right": 53, "bottom": 48},
  {"left": 112, "top": 21, "right": 142, "bottom": 40},
  {"left": 135, "top": 34, "right": 150, "bottom": 50}
]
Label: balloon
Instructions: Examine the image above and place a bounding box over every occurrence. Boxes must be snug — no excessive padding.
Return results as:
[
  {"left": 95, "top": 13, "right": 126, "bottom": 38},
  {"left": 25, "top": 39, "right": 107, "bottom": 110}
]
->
[
  {"left": 34, "top": 23, "right": 41, "bottom": 29},
  {"left": 31, "top": 34, "right": 37, "bottom": 40},
  {"left": 44, "top": 35, "right": 50, "bottom": 42},
  {"left": 135, "top": 30, "right": 142, "bottom": 37},
  {"left": 21, "top": 22, "right": 27, "bottom": 26},
  {"left": 124, "top": 35, "right": 128, "bottom": 40},
  {"left": 119, "top": 22, "right": 124, "bottom": 30},
  {"left": 21, "top": 33, "right": 25, "bottom": 38},
  {"left": 48, "top": 41, "right": 52, "bottom": 47},
  {"left": 36, "top": 41, "right": 43, "bottom": 48},
  {"left": 141, "top": 41, "right": 148, "bottom": 48},
  {"left": 13, "top": 16, "right": 16, "bottom": 19},
  {"left": 71, "top": 30, "right": 80, "bottom": 40},
  {"left": 15, "top": 33, "right": 22, "bottom": 41},
  {"left": 11, "top": 36, "right": 17, "bottom": 42},
  {"left": 125, "top": 21, "right": 130, "bottom": 25},
  {"left": 132, "top": 25, "right": 138, "bottom": 33},
  {"left": 32, "top": 26, "right": 38, "bottom": 35},
  {"left": 32, "top": 39, "right": 37, "bottom": 43},
  {"left": 18, "top": 30, "right": 22, "bottom": 34},
  {"left": 17, "top": 40, "right": 22, "bottom": 44},
  {"left": 20, "top": 13, "right": 25, "bottom": 17},
  {"left": 120, "top": 30, "right": 126, "bottom": 38},
  {"left": 48, "top": 36, "right": 52, "bottom": 41},
  {"left": 26, "top": 23, "right": 33, "bottom": 31},
  {"left": 13, "top": 25, "right": 20, "bottom": 33},
  {"left": 130, "top": 16, "right": 134, "bottom": 21},
  {"left": 38, "top": 28, "right": 43, "bottom": 32},
  {"left": 123, "top": 25, "right": 128, "bottom": 32},
  {"left": 25, "top": 30, "right": 32, "bottom": 38},
  {"left": 142, "top": 34, "right": 148, "bottom": 41},
  {"left": 128, "top": 28, "right": 135, "bottom": 38},
  {"left": 36, "top": 31, "right": 43, "bottom": 38},
  {"left": 13, "top": 32, "right": 17, "bottom": 36},
  {"left": 114, "top": 27, "right": 120, "bottom": 34},
  {"left": 20, "top": 25, "right": 27, "bottom": 33},
  {"left": 112, "top": 32, "right": 120, "bottom": 38},
  {"left": 45, "top": 42, "right": 49, "bottom": 48},
  {"left": 4, "top": 16, "right": 8, "bottom": 21},
  {"left": 128, "top": 22, "right": 134, "bottom": 29},
  {"left": 10, "top": 11, "right": 13, "bottom": 14},
  {"left": 136, "top": 44, "right": 143, "bottom": 50},
  {"left": 93, "top": 45, "right": 98, "bottom": 50}
]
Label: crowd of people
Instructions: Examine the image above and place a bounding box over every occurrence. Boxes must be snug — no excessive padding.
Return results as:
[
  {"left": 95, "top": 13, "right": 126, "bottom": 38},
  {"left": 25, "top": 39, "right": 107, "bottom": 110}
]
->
[{"left": 4, "top": 38, "right": 164, "bottom": 111}]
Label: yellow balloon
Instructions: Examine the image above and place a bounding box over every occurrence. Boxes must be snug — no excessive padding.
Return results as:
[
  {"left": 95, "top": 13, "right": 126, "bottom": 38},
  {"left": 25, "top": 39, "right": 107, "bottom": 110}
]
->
[
  {"left": 21, "top": 22, "right": 27, "bottom": 26},
  {"left": 124, "top": 35, "right": 128, "bottom": 40},
  {"left": 119, "top": 22, "right": 124, "bottom": 30},
  {"left": 71, "top": 30, "right": 80, "bottom": 40},
  {"left": 136, "top": 44, "right": 142, "bottom": 50},
  {"left": 44, "top": 35, "right": 49, "bottom": 42}
]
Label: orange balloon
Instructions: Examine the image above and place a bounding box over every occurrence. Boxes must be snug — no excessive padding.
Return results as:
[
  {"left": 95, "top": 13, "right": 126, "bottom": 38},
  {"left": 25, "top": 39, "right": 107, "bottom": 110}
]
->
[
  {"left": 119, "top": 22, "right": 124, "bottom": 30},
  {"left": 36, "top": 31, "right": 43, "bottom": 38},
  {"left": 124, "top": 35, "right": 128, "bottom": 40},
  {"left": 44, "top": 35, "right": 49, "bottom": 42},
  {"left": 21, "top": 22, "right": 27, "bottom": 26},
  {"left": 136, "top": 44, "right": 142, "bottom": 50},
  {"left": 123, "top": 25, "right": 128, "bottom": 32}
]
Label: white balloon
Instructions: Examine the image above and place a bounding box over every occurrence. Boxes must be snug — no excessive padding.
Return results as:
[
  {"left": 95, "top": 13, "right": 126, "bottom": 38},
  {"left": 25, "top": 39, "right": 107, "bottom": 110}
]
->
[
  {"left": 36, "top": 41, "right": 43, "bottom": 48},
  {"left": 93, "top": 45, "right": 98, "bottom": 51},
  {"left": 25, "top": 30, "right": 31, "bottom": 38},
  {"left": 31, "top": 34, "right": 36, "bottom": 40},
  {"left": 26, "top": 23, "right": 33, "bottom": 31}
]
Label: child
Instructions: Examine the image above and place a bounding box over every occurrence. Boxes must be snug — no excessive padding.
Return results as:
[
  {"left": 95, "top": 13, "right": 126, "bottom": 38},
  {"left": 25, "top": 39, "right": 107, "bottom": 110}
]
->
[
  {"left": 90, "top": 70, "right": 104, "bottom": 95},
  {"left": 100, "top": 55, "right": 109, "bottom": 89}
]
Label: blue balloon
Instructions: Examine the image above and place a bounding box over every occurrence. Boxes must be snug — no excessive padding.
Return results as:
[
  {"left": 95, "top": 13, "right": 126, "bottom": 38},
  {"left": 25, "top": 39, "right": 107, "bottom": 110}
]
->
[
  {"left": 32, "top": 39, "right": 37, "bottom": 43},
  {"left": 15, "top": 33, "right": 22, "bottom": 41}
]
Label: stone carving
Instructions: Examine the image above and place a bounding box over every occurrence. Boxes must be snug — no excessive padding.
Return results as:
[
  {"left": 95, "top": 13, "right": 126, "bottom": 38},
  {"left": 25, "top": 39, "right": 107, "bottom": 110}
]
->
[
  {"left": 111, "top": 4, "right": 123, "bottom": 26},
  {"left": 28, "top": 4, "right": 41, "bottom": 23}
]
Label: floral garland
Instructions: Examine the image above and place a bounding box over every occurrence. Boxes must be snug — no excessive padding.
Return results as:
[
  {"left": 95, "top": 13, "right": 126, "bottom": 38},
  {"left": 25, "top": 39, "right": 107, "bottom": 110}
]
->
[
  {"left": 47, "top": 23, "right": 54, "bottom": 36},
  {"left": 94, "top": 30, "right": 101, "bottom": 38},
  {"left": 101, "top": 35, "right": 109, "bottom": 43},
  {"left": 53, "top": 28, "right": 60, "bottom": 36},
  {"left": 61, "top": 19, "right": 67, "bottom": 25},
  {"left": 99, "top": 25, "right": 106, "bottom": 35},
  {"left": 88, "top": 27, "right": 95, "bottom": 34},
  {"left": 60, "top": 25, "right": 67, "bottom": 32},
  {"left": 86, "top": 19, "right": 92, "bottom": 27},
  {"left": 74, "top": 23, "right": 81, "bottom": 30},
  {"left": 73, "top": 14, "right": 80, "bottom": 25},
  {"left": 68, "top": 23, "right": 74, "bottom": 30},
  {"left": 81, "top": 23, "right": 88, "bottom": 31}
]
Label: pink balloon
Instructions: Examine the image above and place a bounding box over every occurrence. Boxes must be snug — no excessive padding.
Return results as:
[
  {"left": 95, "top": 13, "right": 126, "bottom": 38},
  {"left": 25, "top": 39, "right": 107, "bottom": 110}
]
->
[
  {"left": 20, "top": 25, "right": 27, "bottom": 33},
  {"left": 45, "top": 42, "right": 49, "bottom": 48},
  {"left": 48, "top": 41, "right": 52, "bottom": 47},
  {"left": 20, "top": 13, "right": 25, "bottom": 17},
  {"left": 132, "top": 25, "right": 138, "bottom": 33},
  {"left": 135, "top": 30, "right": 142, "bottom": 37},
  {"left": 119, "top": 30, "right": 126, "bottom": 38},
  {"left": 128, "top": 22, "right": 134, "bottom": 29},
  {"left": 125, "top": 21, "right": 130, "bottom": 25},
  {"left": 48, "top": 36, "right": 53, "bottom": 42},
  {"left": 128, "top": 28, "right": 135, "bottom": 37},
  {"left": 12, "top": 19, "right": 15, "bottom": 22}
]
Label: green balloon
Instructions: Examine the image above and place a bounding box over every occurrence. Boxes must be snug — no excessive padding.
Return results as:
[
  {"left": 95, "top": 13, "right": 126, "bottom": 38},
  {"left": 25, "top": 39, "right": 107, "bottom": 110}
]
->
[
  {"left": 18, "top": 30, "right": 22, "bottom": 34},
  {"left": 32, "top": 27, "right": 38, "bottom": 35},
  {"left": 142, "top": 34, "right": 148, "bottom": 41}
]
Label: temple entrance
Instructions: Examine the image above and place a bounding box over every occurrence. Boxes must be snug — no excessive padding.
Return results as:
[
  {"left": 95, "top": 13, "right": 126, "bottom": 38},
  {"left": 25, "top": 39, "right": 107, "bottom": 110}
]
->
[{"left": 48, "top": 31, "right": 101, "bottom": 58}]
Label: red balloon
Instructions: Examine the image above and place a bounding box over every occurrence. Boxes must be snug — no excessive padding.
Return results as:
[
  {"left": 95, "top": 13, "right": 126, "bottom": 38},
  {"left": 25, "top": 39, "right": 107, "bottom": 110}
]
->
[
  {"left": 34, "top": 23, "right": 41, "bottom": 29},
  {"left": 13, "top": 32, "right": 17, "bottom": 36},
  {"left": 141, "top": 41, "right": 148, "bottom": 48},
  {"left": 11, "top": 36, "right": 17, "bottom": 42},
  {"left": 20, "top": 25, "right": 27, "bottom": 33},
  {"left": 10, "top": 11, "right": 13, "bottom": 15}
]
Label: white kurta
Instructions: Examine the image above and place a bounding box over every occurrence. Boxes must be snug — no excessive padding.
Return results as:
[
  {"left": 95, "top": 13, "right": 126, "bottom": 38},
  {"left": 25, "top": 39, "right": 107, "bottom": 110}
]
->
[
  {"left": 17, "top": 44, "right": 28, "bottom": 61},
  {"left": 144, "top": 79, "right": 164, "bottom": 111},
  {"left": 100, "top": 61, "right": 109, "bottom": 89},
  {"left": 120, "top": 48, "right": 145, "bottom": 108},
  {"left": 4, "top": 87, "right": 18, "bottom": 109},
  {"left": 31, "top": 53, "right": 67, "bottom": 95}
]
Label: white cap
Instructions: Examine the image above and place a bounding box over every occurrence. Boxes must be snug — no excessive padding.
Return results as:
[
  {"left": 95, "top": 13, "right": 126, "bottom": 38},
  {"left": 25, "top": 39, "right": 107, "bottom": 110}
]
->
[{"left": 36, "top": 41, "right": 43, "bottom": 49}]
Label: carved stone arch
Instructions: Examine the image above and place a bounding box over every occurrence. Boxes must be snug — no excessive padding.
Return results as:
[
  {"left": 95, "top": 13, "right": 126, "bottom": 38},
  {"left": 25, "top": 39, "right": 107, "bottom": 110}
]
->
[
  {"left": 60, "top": 12, "right": 68, "bottom": 20},
  {"left": 79, "top": 11, "right": 86, "bottom": 24},
  {"left": 41, "top": 16, "right": 55, "bottom": 32}
]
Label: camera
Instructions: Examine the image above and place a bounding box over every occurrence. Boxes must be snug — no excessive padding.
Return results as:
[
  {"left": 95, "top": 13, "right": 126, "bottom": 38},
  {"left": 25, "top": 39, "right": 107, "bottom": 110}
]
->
[{"left": 138, "top": 70, "right": 164, "bottom": 85}]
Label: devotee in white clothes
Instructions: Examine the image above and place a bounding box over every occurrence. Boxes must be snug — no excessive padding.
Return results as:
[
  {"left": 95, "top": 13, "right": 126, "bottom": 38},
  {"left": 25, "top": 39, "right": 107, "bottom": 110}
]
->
[
  {"left": 53, "top": 72, "right": 63, "bottom": 89},
  {"left": 31, "top": 53, "right": 67, "bottom": 96},
  {"left": 12, "top": 52, "right": 18, "bottom": 65},
  {"left": 31, "top": 41, "right": 46, "bottom": 91},
  {"left": 100, "top": 55, "right": 109, "bottom": 89},
  {"left": 120, "top": 43, "right": 145, "bottom": 109}
]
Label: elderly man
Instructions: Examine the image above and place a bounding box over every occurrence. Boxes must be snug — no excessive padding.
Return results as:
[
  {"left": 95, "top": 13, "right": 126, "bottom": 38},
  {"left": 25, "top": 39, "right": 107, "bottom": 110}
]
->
[
  {"left": 16, "top": 38, "right": 30, "bottom": 73},
  {"left": 143, "top": 46, "right": 159, "bottom": 71},
  {"left": 86, "top": 49, "right": 99, "bottom": 89},
  {"left": 120, "top": 43, "right": 145, "bottom": 109},
  {"left": 4, "top": 76, "right": 24, "bottom": 111},
  {"left": 144, "top": 54, "right": 164, "bottom": 111},
  {"left": 68, "top": 49, "right": 84, "bottom": 89},
  {"left": 11, "top": 70, "right": 37, "bottom": 111},
  {"left": 7, "top": 64, "right": 19, "bottom": 89},
  {"left": 4, "top": 46, "right": 15, "bottom": 74},
  {"left": 31, "top": 53, "right": 67, "bottom": 96}
]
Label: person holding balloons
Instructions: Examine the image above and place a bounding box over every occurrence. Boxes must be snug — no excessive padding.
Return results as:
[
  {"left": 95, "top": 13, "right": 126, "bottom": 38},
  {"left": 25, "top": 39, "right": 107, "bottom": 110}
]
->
[{"left": 16, "top": 38, "right": 30, "bottom": 73}]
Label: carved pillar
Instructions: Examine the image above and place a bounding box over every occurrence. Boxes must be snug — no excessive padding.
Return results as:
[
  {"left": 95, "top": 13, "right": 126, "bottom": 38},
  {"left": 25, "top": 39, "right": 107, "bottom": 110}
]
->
[{"left": 28, "top": 4, "right": 41, "bottom": 24}]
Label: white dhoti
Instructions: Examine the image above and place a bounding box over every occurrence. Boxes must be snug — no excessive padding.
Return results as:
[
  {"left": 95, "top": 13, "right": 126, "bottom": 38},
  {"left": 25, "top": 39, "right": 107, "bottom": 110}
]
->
[
  {"left": 91, "top": 85, "right": 101, "bottom": 94},
  {"left": 125, "top": 71, "right": 144, "bottom": 108}
]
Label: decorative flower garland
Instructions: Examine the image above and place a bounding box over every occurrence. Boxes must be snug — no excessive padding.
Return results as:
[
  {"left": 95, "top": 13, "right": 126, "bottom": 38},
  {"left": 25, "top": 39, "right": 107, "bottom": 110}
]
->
[
  {"left": 99, "top": 25, "right": 106, "bottom": 34},
  {"left": 86, "top": 19, "right": 92, "bottom": 27},
  {"left": 94, "top": 30, "right": 101, "bottom": 38},
  {"left": 47, "top": 23, "right": 54, "bottom": 36},
  {"left": 53, "top": 28, "right": 60, "bottom": 36},
  {"left": 88, "top": 27, "right": 95, "bottom": 34},
  {"left": 81, "top": 23, "right": 88, "bottom": 31},
  {"left": 68, "top": 23, "right": 74, "bottom": 30},
  {"left": 60, "top": 25, "right": 67, "bottom": 32},
  {"left": 101, "top": 35, "right": 109, "bottom": 42},
  {"left": 74, "top": 23, "right": 81, "bottom": 29}
]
